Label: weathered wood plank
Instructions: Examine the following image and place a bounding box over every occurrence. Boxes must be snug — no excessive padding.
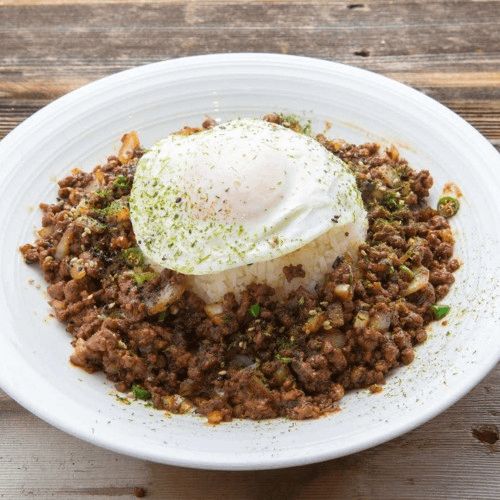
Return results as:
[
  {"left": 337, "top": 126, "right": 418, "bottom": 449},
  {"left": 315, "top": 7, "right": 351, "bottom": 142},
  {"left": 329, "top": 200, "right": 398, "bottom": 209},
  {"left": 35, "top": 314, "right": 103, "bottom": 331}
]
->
[
  {"left": 0, "top": 0, "right": 496, "bottom": 5},
  {"left": 443, "top": 99, "right": 500, "bottom": 147},
  {"left": 0, "top": 2, "right": 499, "bottom": 58},
  {"left": 0, "top": 398, "right": 151, "bottom": 498},
  {"left": 389, "top": 72, "right": 500, "bottom": 88},
  {"left": 0, "top": 2, "right": 498, "bottom": 107}
]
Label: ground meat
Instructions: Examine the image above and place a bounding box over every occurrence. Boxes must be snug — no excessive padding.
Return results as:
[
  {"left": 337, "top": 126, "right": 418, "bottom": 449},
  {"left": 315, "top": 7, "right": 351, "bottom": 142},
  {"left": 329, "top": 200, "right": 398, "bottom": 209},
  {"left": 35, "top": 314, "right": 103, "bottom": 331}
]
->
[
  {"left": 20, "top": 115, "right": 459, "bottom": 422},
  {"left": 283, "top": 264, "right": 306, "bottom": 282}
]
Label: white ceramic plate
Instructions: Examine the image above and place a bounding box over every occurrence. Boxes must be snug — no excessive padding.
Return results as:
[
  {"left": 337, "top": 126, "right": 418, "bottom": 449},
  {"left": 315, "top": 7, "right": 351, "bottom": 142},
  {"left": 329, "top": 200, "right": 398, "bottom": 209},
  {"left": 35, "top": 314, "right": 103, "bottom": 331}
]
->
[{"left": 1, "top": 54, "right": 499, "bottom": 471}]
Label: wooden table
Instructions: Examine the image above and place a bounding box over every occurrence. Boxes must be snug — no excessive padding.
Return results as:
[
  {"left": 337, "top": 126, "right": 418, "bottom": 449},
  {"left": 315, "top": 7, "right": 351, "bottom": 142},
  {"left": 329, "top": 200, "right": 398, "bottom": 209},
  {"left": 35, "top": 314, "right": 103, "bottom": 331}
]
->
[{"left": 1, "top": 1, "right": 499, "bottom": 498}]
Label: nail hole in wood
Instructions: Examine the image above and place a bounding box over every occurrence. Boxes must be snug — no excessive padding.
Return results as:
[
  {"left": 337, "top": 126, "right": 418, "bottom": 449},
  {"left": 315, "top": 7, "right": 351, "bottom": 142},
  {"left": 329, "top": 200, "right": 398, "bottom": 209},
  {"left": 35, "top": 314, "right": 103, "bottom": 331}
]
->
[
  {"left": 354, "top": 49, "right": 370, "bottom": 57},
  {"left": 472, "top": 424, "right": 499, "bottom": 445}
]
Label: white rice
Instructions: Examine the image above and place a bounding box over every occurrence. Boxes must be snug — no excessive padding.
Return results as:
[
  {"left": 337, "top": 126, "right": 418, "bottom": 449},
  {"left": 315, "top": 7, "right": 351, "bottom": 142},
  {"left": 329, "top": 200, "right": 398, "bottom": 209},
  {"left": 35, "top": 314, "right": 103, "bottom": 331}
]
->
[{"left": 185, "top": 219, "right": 367, "bottom": 304}]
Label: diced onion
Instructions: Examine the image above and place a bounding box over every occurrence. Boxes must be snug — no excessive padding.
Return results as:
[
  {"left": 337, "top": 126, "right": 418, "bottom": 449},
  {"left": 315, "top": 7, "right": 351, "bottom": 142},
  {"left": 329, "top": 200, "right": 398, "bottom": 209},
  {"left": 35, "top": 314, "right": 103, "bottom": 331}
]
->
[
  {"left": 70, "top": 262, "right": 86, "bottom": 280},
  {"left": 369, "top": 311, "right": 391, "bottom": 332},
  {"left": 206, "top": 410, "right": 224, "bottom": 425},
  {"left": 114, "top": 207, "right": 130, "bottom": 222},
  {"left": 147, "top": 282, "right": 185, "bottom": 315},
  {"left": 37, "top": 225, "right": 54, "bottom": 238},
  {"left": 302, "top": 312, "right": 326, "bottom": 334},
  {"left": 204, "top": 302, "right": 225, "bottom": 325},
  {"left": 327, "top": 301, "right": 344, "bottom": 327},
  {"left": 387, "top": 144, "right": 400, "bottom": 162},
  {"left": 118, "top": 131, "right": 140, "bottom": 164},
  {"left": 50, "top": 299, "right": 66, "bottom": 311},
  {"left": 401, "top": 266, "right": 429, "bottom": 296},
  {"left": 94, "top": 169, "right": 106, "bottom": 184},
  {"left": 74, "top": 216, "right": 105, "bottom": 233},
  {"left": 334, "top": 283, "right": 352, "bottom": 301},
  {"left": 161, "top": 394, "right": 193, "bottom": 414},
  {"left": 379, "top": 165, "right": 401, "bottom": 188},
  {"left": 54, "top": 228, "right": 73, "bottom": 260},
  {"left": 354, "top": 310, "right": 370, "bottom": 329}
]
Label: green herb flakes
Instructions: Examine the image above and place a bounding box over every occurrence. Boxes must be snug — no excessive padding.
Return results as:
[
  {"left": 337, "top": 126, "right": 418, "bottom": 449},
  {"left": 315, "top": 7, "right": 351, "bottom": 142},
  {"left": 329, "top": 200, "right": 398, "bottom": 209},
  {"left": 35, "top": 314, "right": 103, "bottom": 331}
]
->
[
  {"left": 113, "top": 175, "right": 131, "bottom": 190},
  {"left": 275, "top": 354, "right": 292, "bottom": 364},
  {"left": 134, "top": 272, "right": 157, "bottom": 286},
  {"left": 131, "top": 384, "right": 151, "bottom": 400},
  {"left": 249, "top": 303, "right": 260, "bottom": 318}
]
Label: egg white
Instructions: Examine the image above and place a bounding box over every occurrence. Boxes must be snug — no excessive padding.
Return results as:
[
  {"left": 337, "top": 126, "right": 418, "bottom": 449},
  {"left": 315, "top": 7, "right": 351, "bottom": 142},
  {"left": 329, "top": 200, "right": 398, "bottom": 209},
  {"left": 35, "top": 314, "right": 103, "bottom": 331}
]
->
[{"left": 129, "top": 118, "right": 366, "bottom": 275}]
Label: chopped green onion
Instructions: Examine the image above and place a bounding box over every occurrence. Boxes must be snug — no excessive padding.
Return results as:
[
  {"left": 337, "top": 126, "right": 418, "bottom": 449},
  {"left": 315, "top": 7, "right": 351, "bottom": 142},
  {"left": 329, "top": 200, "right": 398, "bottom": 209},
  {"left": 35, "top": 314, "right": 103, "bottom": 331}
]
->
[
  {"left": 134, "top": 272, "right": 157, "bottom": 285},
  {"left": 122, "top": 247, "right": 145, "bottom": 267},
  {"left": 249, "top": 303, "right": 260, "bottom": 318},
  {"left": 95, "top": 189, "right": 112, "bottom": 198},
  {"left": 93, "top": 201, "right": 125, "bottom": 217},
  {"left": 382, "top": 192, "right": 403, "bottom": 211},
  {"left": 115, "top": 395, "right": 131, "bottom": 405},
  {"left": 437, "top": 196, "right": 460, "bottom": 218},
  {"left": 275, "top": 354, "right": 292, "bottom": 364},
  {"left": 430, "top": 304, "right": 451, "bottom": 320},
  {"left": 399, "top": 264, "right": 415, "bottom": 280},
  {"left": 113, "top": 175, "right": 131, "bottom": 189},
  {"left": 131, "top": 384, "right": 151, "bottom": 400}
]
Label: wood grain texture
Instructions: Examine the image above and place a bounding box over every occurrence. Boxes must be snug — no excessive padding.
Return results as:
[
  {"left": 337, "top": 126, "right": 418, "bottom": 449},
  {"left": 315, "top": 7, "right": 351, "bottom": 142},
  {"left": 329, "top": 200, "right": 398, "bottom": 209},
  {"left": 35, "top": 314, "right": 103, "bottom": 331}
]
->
[
  {"left": 0, "top": 1, "right": 499, "bottom": 498},
  {"left": 1, "top": 1, "right": 499, "bottom": 146}
]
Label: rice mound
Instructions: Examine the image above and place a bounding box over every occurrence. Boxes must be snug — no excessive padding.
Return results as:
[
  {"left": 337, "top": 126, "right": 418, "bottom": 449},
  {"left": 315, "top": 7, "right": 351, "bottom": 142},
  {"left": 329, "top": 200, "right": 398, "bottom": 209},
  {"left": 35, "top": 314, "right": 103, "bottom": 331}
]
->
[{"left": 186, "top": 219, "right": 367, "bottom": 304}]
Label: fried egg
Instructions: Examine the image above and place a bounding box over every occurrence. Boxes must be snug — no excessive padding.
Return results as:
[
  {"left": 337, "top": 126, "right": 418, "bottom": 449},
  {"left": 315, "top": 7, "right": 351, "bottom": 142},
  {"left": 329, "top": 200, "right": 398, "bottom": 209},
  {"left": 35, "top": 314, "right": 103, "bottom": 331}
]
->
[{"left": 129, "top": 118, "right": 366, "bottom": 275}]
